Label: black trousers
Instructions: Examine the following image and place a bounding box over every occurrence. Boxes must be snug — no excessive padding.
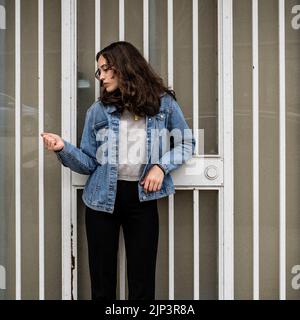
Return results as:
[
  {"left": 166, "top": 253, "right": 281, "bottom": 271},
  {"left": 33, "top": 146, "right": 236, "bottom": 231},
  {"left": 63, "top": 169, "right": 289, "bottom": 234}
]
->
[{"left": 85, "top": 180, "right": 159, "bottom": 301}]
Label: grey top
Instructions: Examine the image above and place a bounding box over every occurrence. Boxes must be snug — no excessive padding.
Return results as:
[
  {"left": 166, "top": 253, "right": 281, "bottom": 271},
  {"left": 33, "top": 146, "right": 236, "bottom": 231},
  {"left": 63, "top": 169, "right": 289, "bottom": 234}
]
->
[{"left": 118, "top": 109, "right": 147, "bottom": 181}]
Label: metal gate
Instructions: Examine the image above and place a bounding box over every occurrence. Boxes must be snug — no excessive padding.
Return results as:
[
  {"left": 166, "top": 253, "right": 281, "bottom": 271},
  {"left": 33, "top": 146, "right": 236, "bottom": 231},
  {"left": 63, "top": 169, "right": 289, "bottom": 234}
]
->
[{"left": 1, "top": 0, "right": 299, "bottom": 300}]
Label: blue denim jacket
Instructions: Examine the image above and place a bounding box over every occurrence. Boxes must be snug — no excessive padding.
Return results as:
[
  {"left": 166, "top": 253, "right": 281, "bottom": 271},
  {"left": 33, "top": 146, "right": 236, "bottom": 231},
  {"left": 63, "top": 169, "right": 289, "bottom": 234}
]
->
[{"left": 55, "top": 93, "right": 195, "bottom": 213}]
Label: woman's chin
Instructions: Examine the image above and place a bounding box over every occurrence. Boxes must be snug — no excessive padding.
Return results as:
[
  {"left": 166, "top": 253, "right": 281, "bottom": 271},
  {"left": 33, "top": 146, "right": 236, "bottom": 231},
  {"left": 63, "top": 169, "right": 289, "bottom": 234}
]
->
[{"left": 106, "top": 87, "right": 118, "bottom": 93}]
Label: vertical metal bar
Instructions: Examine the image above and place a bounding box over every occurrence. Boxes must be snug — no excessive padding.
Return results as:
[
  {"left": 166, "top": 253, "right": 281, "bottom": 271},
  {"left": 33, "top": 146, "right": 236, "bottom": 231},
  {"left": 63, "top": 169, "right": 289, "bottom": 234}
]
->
[
  {"left": 119, "top": 0, "right": 125, "bottom": 41},
  {"left": 218, "top": 188, "right": 224, "bottom": 299},
  {"left": 168, "top": 194, "right": 174, "bottom": 300},
  {"left": 279, "top": 0, "right": 286, "bottom": 300},
  {"left": 118, "top": 0, "right": 126, "bottom": 300},
  {"left": 143, "top": 0, "right": 149, "bottom": 61},
  {"left": 252, "top": 0, "right": 259, "bottom": 301},
  {"left": 167, "top": 0, "right": 173, "bottom": 90},
  {"left": 218, "top": 2, "right": 223, "bottom": 161},
  {"left": 0, "top": 1, "right": 6, "bottom": 300},
  {"left": 167, "top": 0, "right": 174, "bottom": 300},
  {"left": 38, "top": 0, "right": 45, "bottom": 300},
  {"left": 15, "top": 0, "right": 21, "bottom": 300},
  {"left": 71, "top": 3, "right": 77, "bottom": 146},
  {"left": 193, "top": 190, "right": 200, "bottom": 299},
  {"left": 192, "top": 0, "right": 199, "bottom": 155},
  {"left": 95, "top": 0, "right": 101, "bottom": 100},
  {"left": 192, "top": 1, "right": 200, "bottom": 298},
  {"left": 71, "top": 187, "right": 78, "bottom": 299},
  {"left": 218, "top": 0, "right": 234, "bottom": 299},
  {"left": 61, "top": 0, "right": 76, "bottom": 300},
  {"left": 70, "top": 0, "right": 78, "bottom": 300}
]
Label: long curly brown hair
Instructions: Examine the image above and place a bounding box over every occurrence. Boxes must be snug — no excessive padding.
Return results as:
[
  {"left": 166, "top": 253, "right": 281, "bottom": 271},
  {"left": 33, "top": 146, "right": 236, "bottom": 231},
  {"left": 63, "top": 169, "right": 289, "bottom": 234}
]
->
[{"left": 96, "top": 41, "right": 176, "bottom": 117}]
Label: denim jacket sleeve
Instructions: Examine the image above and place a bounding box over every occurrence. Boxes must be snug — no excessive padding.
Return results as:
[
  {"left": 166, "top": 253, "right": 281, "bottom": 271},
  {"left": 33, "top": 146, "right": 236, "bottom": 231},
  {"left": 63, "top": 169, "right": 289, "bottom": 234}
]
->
[
  {"left": 157, "top": 98, "right": 196, "bottom": 175},
  {"left": 55, "top": 108, "right": 98, "bottom": 175}
]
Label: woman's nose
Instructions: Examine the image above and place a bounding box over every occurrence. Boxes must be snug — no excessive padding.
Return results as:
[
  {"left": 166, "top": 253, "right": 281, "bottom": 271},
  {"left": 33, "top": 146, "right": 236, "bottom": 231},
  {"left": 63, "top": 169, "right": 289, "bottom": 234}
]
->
[{"left": 100, "top": 72, "right": 105, "bottom": 81}]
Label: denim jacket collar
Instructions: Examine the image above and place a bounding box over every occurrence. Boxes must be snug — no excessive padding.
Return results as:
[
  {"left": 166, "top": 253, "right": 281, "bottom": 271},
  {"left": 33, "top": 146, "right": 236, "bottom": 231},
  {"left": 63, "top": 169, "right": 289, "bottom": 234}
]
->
[{"left": 105, "top": 104, "right": 117, "bottom": 114}]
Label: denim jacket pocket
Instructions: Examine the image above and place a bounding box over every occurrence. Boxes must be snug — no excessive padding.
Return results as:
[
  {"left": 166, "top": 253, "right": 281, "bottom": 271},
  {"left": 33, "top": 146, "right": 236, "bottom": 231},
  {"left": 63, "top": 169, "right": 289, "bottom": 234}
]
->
[{"left": 94, "top": 119, "right": 109, "bottom": 131}]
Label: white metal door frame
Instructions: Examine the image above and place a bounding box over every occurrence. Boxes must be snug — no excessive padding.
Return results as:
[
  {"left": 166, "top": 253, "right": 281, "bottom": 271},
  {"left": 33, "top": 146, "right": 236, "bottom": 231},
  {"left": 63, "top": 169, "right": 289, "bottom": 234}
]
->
[
  {"left": 61, "top": 0, "right": 234, "bottom": 300},
  {"left": 218, "top": 0, "right": 234, "bottom": 300},
  {"left": 61, "top": 0, "right": 77, "bottom": 300}
]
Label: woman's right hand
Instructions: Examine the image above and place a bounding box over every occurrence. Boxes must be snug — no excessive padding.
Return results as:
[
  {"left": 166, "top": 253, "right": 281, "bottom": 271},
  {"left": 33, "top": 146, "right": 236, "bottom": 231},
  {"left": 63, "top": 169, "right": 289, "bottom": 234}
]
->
[{"left": 40, "top": 132, "right": 65, "bottom": 152}]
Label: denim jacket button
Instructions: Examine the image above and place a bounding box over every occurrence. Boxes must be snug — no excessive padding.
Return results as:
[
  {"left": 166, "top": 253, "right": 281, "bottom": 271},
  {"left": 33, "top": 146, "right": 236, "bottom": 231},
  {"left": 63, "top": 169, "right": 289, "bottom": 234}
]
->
[{"left": 142, "top": 195, "right": 147, "bottom": 200}]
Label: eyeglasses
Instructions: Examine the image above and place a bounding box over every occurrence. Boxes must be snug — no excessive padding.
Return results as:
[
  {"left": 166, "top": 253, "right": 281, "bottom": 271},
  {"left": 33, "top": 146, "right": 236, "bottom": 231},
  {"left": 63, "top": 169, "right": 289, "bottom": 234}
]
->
[{"left": 95, "top": 64, "right": 113, "bottom": 80}]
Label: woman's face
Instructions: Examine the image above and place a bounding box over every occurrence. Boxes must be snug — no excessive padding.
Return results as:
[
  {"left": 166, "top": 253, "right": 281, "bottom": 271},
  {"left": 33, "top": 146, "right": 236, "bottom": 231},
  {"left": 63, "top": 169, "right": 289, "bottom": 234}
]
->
[{"left": 97, "top": 55, "right": 119, "bottom": 92}]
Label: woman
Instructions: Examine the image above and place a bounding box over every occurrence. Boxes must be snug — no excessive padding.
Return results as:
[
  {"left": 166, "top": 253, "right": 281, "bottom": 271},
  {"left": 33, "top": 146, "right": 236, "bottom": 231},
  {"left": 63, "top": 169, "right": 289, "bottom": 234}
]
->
[{"left": 41, "top": 41, "right": 195, "bottom": 300}]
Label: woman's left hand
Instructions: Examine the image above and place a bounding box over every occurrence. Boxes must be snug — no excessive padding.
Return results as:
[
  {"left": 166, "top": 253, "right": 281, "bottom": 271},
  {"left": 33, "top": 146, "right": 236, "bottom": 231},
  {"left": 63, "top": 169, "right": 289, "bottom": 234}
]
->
[{"left": 140, "top": 165, "right": 165, "bottom": 193}]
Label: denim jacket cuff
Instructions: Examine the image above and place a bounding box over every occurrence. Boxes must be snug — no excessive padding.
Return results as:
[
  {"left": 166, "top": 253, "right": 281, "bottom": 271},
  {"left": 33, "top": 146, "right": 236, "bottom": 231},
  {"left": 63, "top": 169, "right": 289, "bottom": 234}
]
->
[
  {"left": 54, "top": 139, "right": 72, "bottom": 161},
  {"left": 157, "top": 162, "right": 169, "bottom": 175},
  {"left": 154, "top": 163, "right": 166, "bottom": 175}
]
